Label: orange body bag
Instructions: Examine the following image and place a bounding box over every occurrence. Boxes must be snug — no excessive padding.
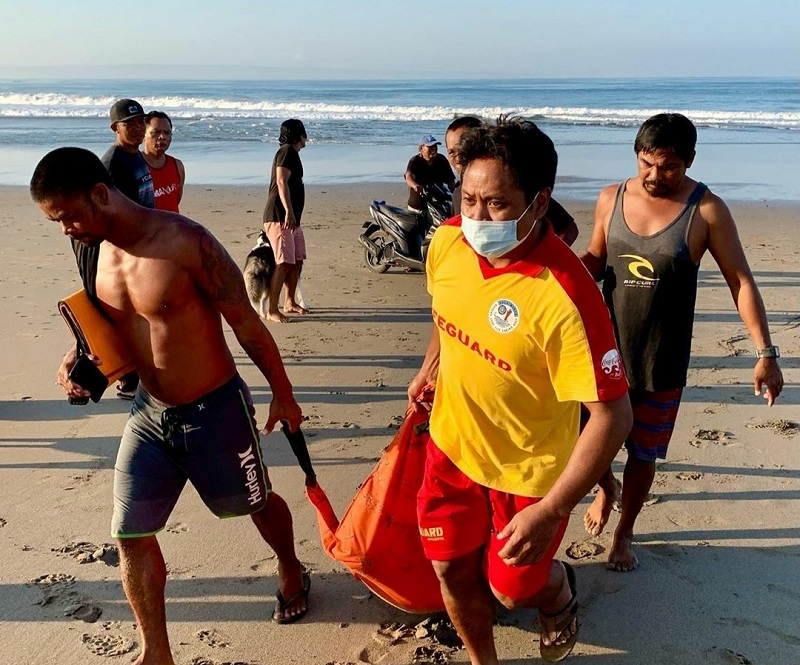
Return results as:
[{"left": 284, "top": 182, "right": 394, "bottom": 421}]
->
[{"left": 298, "top": 404, "right": 445, "bottom": 613}]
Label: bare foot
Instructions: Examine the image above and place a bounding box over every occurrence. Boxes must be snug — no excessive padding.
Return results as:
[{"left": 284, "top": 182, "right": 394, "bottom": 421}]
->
[
  {"left": 273, "top": 563, "right": 310, "bottom": 623},
  {"left": 606, "top": 531, "right": 638, "bottom": 572},
  {"left": 584, "top": 477, "right": 621, "bottom": 537},
  {"left": 283, "top": 303, "right": 309, "bottom": 315},
  {"left": 266, "top": 311, "right": 290, "bottom": 323}
]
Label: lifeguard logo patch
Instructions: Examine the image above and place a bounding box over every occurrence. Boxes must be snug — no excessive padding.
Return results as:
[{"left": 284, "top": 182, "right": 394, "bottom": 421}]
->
[{"left": 488, "top": 299, "right": 520, "bottom": 334}]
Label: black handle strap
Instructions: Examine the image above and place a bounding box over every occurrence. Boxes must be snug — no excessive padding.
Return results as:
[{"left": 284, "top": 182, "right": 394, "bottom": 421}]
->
[{"left": 281, "top": 421, "right": 317, "bottom": 487}]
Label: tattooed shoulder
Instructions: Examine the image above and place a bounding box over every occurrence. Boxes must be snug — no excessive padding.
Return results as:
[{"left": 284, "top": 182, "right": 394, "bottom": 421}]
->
[{"left": 197, "top": 228, "right": 247, "bottom": 305}]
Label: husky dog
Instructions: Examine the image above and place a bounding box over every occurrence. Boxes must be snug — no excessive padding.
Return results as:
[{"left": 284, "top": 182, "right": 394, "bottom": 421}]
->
[{"left": 243, "top": 231, "right": 276, "bottom": 318}]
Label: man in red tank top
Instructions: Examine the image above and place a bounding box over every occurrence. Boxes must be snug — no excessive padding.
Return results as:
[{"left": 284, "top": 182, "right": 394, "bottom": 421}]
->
[{"left": 143, "top": 111, "right": 185, "bottom": 212}]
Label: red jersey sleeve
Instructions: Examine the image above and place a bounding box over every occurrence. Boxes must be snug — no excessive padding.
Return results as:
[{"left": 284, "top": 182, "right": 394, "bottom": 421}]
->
[{"left": 544, "top": 233, "right": 629, "bottom": 402}]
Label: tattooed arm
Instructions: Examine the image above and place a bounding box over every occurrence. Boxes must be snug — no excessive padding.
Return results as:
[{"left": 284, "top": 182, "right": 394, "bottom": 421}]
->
[{"left": 191, "top": 226, "right": 302, "bottom": 432}]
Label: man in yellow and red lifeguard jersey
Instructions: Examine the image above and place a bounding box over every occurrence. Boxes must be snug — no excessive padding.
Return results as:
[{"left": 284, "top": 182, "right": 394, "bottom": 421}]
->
[{"left": 408, "top": 117, "right": 632, "bottom": 664}]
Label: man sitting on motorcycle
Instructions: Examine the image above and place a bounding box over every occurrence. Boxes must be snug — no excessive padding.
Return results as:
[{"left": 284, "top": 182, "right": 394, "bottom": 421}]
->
[{"left": 405, "top": 135, "right": 456, "bottom": 213}]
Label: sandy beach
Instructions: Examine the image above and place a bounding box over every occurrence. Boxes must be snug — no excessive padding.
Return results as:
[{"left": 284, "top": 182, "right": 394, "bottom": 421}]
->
[{"left": 0, "top": 182, "right": 798, "bottom": 665}]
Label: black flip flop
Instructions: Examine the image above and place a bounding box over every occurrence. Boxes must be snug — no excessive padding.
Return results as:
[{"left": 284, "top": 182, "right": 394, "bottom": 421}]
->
[
  {"left": 539, "top": 561, "right": 579, "bottom": 662},
  {"left": 272, "top": 571, "right": 311, "bottom": 624}
]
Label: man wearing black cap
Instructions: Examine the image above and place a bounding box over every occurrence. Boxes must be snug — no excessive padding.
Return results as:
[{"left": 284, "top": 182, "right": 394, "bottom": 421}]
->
[
  {"left": 101, "top": 99, "right": 154, "bottom": 398},
  {"left": 103, "top": 98, "right": 155, "bottom": 209},
  {"left": 405, "top": 134, "right": 456, "bottom": 212}
]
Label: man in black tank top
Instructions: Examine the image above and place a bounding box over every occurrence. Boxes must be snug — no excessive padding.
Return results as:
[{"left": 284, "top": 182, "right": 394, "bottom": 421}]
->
[{"left": 580, "top": 113, "right": 784, "bottom": 573}]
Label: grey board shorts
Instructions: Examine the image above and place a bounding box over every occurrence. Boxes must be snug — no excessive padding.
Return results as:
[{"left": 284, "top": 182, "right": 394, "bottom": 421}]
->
[{"left": 112, "top": 374, "right": 271, "bottom": 538}]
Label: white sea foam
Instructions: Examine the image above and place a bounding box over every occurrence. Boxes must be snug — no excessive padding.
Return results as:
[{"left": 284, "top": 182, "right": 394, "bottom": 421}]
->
[{"left": 1, "top": 93, "right": 798, "bottom": 129}]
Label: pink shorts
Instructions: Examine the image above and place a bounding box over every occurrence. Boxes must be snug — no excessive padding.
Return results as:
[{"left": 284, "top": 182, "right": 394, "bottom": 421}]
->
[
  {"left": 417, "top": 441, "right": 569, "bottom": 601},
  {"left": 264, "top": 223, "right": 307, "bottom": 265}
]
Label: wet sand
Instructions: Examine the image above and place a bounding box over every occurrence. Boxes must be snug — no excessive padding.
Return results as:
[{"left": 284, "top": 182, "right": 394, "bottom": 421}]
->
[{"left": 0, "top": 183, "right": 798, "bottom": 664}]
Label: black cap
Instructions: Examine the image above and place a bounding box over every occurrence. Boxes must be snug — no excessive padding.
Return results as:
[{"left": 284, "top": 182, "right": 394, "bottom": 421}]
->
[{"left": 110, "top": 99, "right": 144, "bottom": 123}]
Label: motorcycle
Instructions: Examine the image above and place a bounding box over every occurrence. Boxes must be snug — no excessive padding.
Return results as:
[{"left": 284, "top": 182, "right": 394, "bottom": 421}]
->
[{"left": 358, "top": 185, "right": 453, "bottom": 273}]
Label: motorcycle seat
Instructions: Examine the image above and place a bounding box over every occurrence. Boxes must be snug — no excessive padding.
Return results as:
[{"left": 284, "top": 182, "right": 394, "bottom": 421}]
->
[{"left": 373, "top": 202, "right": 421, "bottom": 228}]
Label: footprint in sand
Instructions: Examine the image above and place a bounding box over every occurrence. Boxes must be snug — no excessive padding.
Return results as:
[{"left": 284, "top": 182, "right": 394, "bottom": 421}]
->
[
  {"left": 71, "top": 468, "right": 99, "bottom": 484},
  {"left": 676, "top": 472, "right": 703, "bottom": 481},
  {"left": 357, "top": 623, "right": 414, "bottom": 663},
  {"left": 0, "top": 517, "right": 6, "bottom": 527},
  {"left": 566, "top": 541, "right": 605, "bottom": 560},
  {"left": 357, "top": 620, "right": 462, "bottom": 664},
  {"left": 721, "top": 648, "right": 754, "bottom": 664},
  {"left": 746, "top": 419, "right": 800, "bottom": 436},
  {"left": 248, "top": 554, "right": 277, "bottom": 572},
  {"left": 196, "top": 629, "right": 230, "bottom": 649},
  {"left": 166, "top": 521, "right": 189, "bottom": 533},
  {"left": 64, "top": 603, "right": 102, "bottom": 623},
  {"left": 28, "top": 573, "right": 75, "bottom": 588},
  {"left": 767, "top": 582, "right": 800, "bottom": 602},
  {"left": 692, "top": 428, "right": 733, "bottom": 446},
  {"left": 29, "top": 572, "right": 106, "bottom": 623},
  {"left": 367, "top": 376, "right": 386, "bottom": 389},
  {"left": 413, "top": 618, "right": 462, "bottom": 649},
  {"left": 51, "top": 542, "right": 119, "bottom": 567},
  {"left": 413, "top": 645, "right": 456, "bottom": 664},
  {"left": 81, "top": 633, "right": 134, "bottom": 657}
]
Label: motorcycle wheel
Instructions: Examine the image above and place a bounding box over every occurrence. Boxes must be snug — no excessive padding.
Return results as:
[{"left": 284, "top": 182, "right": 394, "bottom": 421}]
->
[{"left": 364, "top": 228, "right": 390, "bottom": 273}]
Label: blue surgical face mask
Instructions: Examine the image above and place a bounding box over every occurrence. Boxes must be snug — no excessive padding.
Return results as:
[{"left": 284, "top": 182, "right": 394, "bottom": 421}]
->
[{"left": 461, "top": 197, "right": 538, "bottom": 259}]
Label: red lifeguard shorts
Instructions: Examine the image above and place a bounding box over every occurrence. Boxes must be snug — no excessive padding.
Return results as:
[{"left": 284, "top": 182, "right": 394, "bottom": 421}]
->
[{"left": 417, "top": 440, "right": 569, "bottom": 601}]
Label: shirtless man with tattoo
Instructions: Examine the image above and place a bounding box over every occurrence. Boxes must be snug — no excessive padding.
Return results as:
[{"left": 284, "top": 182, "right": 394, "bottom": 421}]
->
[{"left": 31, "top": 147, "right": 310, "bottom": 665}]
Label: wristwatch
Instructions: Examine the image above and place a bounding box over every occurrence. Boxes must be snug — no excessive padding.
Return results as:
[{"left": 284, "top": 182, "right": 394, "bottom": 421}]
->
[{"left": 755, "top": 345, "right": 780, "bottom": 359}]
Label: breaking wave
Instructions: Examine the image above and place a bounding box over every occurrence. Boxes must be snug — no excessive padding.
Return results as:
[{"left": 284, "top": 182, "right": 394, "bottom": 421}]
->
[{"left": 1, "top": 93, "right": 798, "bottom": 129}]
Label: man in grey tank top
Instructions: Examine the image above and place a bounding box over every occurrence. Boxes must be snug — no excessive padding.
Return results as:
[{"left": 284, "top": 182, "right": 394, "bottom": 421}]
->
[{"left": 580, "top": 113, "right": 784, "bottom": 572}]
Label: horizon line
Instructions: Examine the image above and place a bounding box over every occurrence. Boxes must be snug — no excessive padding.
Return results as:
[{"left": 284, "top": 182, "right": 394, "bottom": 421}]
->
[{"left": 0, "top": 71, "right": 797, "bottom": 82}]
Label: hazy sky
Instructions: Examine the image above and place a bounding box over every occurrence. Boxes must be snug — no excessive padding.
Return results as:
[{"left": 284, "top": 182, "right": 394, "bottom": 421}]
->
[{"left": 1, "top": 0, "right": 798, "bottom": 79}]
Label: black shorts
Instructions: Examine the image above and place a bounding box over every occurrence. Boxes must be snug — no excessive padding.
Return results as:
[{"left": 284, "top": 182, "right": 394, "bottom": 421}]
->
[{"left": 112, "top": 375, "right": 271, "bottom": 538}]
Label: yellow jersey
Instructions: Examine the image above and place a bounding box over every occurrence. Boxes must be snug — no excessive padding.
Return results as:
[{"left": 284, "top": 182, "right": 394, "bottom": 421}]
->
[{"left": 427, "top": 218, "right": 628, "bottom": 497}]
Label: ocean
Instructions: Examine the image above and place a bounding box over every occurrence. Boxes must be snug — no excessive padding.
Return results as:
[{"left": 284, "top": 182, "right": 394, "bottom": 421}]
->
[{"left": 1, "top": 77, "right": 798, "bottom": 201}]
